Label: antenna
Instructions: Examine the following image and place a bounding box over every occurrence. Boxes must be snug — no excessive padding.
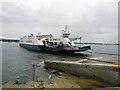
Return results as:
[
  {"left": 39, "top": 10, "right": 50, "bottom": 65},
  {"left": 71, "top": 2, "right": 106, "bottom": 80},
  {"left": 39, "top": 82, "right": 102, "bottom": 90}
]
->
[
  {"left": 65, "top": 25, "right": 68, "bottom": 31},
  {"left": 38, "top": 33, "right": 41, "bottom": 36},
  {"left": 79, "top": 37, "right": 82, "bottom": 47}
]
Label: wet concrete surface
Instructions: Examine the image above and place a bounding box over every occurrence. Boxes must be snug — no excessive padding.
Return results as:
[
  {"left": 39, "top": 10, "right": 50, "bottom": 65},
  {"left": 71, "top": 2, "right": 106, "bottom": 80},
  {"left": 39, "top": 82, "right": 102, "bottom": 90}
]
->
[{"left": 1, "top": 59, "right": 119, "bottom": 89}]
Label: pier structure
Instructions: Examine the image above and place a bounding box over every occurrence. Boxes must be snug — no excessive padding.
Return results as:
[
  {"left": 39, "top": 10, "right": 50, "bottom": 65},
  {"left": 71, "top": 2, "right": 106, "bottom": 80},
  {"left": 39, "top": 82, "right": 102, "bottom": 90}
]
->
[{"left": 44, "top": 60, "right": 120, "bottom": 86}]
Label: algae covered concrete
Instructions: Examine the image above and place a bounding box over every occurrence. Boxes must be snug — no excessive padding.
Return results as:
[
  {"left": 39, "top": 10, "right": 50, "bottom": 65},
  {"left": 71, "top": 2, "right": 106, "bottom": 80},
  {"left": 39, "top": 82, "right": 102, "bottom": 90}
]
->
[
  {"left": 44, "top": 60, "right": 120, "bottom": 86},
  {"left": 32, "top": 62, "right": 81, "bottom": 88},
  {"left": 1, "top": 60, "right": 119, "bottom": 89},
  {"left": 1, "top": 80, "right": 44, "bottom": 88}
]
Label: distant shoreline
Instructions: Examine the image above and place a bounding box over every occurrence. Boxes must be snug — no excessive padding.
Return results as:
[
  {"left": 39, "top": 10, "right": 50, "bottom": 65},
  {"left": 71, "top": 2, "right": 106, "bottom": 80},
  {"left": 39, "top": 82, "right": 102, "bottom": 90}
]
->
[
  {"left": 0, "top": 41, "right": 119, "bottom": 45},
  {"left": 0, "top": 41, "right": 19, "bottom": 43},
  {"left": 0, "top": 39, "right": 119, "bottom": 45},
  {"left": 74, "top": 42, "right": 119, "bottom": 45},
  {"left": 0, "top": 39, "right": 19, "bottom": 43}
]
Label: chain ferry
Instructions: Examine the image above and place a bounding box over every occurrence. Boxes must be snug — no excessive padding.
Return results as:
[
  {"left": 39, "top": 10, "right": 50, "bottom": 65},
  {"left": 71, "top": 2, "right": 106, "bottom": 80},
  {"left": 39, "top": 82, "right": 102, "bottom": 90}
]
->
[{"left": 19, "top": 26, "right": 91, "bottom": 54}]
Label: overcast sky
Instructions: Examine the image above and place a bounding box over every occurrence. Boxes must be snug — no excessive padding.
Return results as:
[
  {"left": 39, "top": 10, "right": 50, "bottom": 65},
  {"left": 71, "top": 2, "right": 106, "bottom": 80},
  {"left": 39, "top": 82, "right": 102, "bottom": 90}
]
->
[{"left": 1, "top": 0, "right": 119, "bottom": 43}]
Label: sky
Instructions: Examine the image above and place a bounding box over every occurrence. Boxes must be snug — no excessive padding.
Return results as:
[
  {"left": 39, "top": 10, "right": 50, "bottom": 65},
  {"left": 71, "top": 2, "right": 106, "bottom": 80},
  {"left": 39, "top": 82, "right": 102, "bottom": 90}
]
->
[{"left": 0, "top": 0, "right": 119, "bottom": 43}]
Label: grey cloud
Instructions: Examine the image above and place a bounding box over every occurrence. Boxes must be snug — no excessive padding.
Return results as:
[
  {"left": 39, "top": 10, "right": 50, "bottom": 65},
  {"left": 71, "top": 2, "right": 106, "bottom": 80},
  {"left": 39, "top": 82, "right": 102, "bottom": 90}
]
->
[{"left": 1, "top": 1, "right": 118, "bottom": 43}]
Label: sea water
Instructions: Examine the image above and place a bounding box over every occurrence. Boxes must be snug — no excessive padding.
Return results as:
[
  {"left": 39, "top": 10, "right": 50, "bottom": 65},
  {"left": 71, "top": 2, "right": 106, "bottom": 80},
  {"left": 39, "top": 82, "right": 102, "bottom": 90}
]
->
[{"left": 1, "top": 42, "right": 119, "bottom": 83}]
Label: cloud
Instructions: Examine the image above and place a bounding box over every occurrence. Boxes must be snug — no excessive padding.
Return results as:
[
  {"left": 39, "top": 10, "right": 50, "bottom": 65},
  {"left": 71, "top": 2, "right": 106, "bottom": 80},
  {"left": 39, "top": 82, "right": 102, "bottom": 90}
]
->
[{"left": 1, "top": 0, "right": 118, "bottom": 43}]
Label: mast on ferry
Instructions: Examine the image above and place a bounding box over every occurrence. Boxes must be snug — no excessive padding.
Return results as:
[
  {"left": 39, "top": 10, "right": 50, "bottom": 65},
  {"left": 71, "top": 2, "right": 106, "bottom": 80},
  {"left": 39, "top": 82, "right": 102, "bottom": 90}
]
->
[{"left": 62, "top": 25, "right": 70, "bottom": 38}]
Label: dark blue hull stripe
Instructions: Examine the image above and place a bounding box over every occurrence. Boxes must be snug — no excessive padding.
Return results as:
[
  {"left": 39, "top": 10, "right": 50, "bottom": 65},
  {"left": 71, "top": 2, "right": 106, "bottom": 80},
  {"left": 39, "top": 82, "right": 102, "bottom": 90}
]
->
[
  {"left": 19, "top": 43, "right": 91, "bottom": 52},
  {"left": 19, "top": 43, "right": 45, "bottom": 51}
]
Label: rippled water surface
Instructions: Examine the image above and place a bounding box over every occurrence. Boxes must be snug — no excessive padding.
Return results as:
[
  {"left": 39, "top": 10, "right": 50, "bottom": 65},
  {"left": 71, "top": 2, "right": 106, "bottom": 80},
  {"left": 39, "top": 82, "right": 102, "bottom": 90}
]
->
[{"left": 1, "top": 42, "right": 119, "bottom": 83}]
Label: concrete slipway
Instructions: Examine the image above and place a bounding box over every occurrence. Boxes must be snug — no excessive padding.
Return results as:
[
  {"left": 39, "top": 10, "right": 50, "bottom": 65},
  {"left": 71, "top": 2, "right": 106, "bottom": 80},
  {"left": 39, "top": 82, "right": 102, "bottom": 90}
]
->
[{"left": 44, "top": 60, "right": 120, "bottom": 86}]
